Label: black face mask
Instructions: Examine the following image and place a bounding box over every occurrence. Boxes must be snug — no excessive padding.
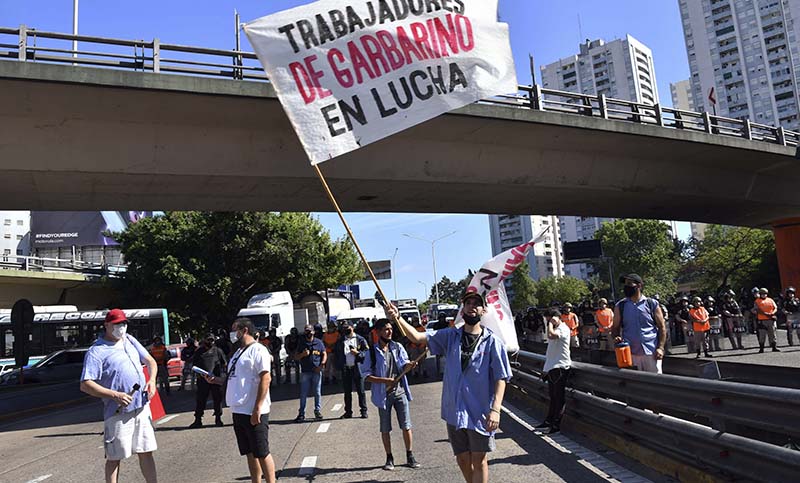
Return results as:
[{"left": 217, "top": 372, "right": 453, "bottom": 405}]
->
[
  {"left": 463, "top": 313, "right": 481, "bottom": 326},
  {"left": 623, "top": 285, "right": 638, "bottom": 298},
  {"left": 304, "top": 332, "right": 313, "bottom": 339}
]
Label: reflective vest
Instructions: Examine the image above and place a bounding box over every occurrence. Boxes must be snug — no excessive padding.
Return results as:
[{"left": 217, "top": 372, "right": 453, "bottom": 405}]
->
[
  {"left": 755, "top": 297, "right": 777, "bottom": 320},
  {"left": 560, "top": 312, "right": 579, "bottom": 337},
  {"left": 322, "top": 332, "right": 340, "bottom": 354},
  {"left": 595, "top": 308, "right": 614, "bottom": 333},
  {"left": 689, "top": 307, "right": 710, "bottom": 332},
  {"left": 149, "top": 344, "right": 169, "bottom": 365}
]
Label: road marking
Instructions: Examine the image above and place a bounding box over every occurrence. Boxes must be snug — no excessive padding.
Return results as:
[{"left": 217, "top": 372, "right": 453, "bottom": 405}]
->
[
  {"left": 316, "top": 423, "right": 330, "bottom": 433},
  {"left": 298, "top": 456, "right": 317, "bottom": 476},
  {"left": 502, "top": 403, "right": 653, "bottom": 482},
  {"left": 331, "top": 404, "right": 342, "bottom": 412},
  {"left": 26, "top": 475, "right": 52, "bottom": 483},
  {"left": 156, "top": 414, "right": 179, "bottom": 425}
]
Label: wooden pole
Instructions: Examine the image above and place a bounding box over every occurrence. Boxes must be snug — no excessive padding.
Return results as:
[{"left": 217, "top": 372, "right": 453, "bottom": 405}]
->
[{"left": 312, "top": 164, "right": 408, "bottom": 337}]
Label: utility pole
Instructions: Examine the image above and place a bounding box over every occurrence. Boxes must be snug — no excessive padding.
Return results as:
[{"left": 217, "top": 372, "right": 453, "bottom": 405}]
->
[
  {"left": 392, "top": 247, "right": 399, "bottom": 300},
  {"left": 72, "top": 0, "right": 79, "bottom": 61}
]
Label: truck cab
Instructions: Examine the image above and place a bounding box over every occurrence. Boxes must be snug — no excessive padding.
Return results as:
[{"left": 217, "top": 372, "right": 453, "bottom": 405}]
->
[{"left": 237, "top": 291, "right": 295, "bottom": 363}]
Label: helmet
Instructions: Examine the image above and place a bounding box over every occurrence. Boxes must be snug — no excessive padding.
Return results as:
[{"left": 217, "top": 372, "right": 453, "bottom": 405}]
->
[
  {"left": 679, "top": 295, "right": 689, "bottom": 302},
  {"left": 691, "top": 296, "right": 702, "bottom": 304},
  {"left": 752, "top": 287, "right": 759, "bottom": 294},
  {"left": 706, "top": 296, "right": 715, "bottom": 303},
  {"left": 787, "top": 287, "right": 796, "bottom": 294},
  {"left": 758, "top": 288, "right": 769, "bottom": 294},
  {"left": 598, "top": 298, "right": 608, "bottom": 305},
  {"left": 563, "top": 302, "right": 573, "bottom": 308}
]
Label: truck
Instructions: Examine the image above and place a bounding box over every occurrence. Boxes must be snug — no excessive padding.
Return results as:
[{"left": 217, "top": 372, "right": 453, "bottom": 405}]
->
[
  {"left": 237, "top": 292, "right": 300, "bottom": 366},
  {"left": 428, "top": 303, "right": 460, "bottom": 325},
  {"left": 392, "top": 298, "right": 421, "bottom": 323}
]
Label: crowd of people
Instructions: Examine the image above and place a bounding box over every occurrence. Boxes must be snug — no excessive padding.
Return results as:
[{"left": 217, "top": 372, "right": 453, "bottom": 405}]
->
[
  {"left": 515, "top": 281, "right": 800, "bottom": 357},
  {"left": 79, "top": 291, "right": 513, "bottom": 483}
]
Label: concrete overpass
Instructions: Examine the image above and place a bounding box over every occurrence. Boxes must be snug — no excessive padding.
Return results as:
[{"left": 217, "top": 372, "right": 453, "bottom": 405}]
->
[
  {"left": 0, "top": 268, "right": 117, "bottom": 308},
  {"left": 2, "top": 59, "right": 800, "bottom": 229}
]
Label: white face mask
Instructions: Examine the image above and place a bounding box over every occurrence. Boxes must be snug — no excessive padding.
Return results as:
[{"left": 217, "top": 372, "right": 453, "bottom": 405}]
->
[
  {"left": 112, "top": 323, "right": 127, "bottom": 340},
  {"left": 230, "top": 331, "right": 239, "bottom": 343}
]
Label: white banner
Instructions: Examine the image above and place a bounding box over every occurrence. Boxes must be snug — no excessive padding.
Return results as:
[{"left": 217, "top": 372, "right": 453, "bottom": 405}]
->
[
  {"left": 457, "top": 229, "right": 549, "bottom": 352},
  {"left": 244, "top": 0, "right": 517, "bottom": 165}
]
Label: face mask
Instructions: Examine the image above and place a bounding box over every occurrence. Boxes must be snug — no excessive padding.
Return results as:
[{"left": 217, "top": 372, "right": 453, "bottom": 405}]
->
[
  {"left": 230, "top": 331, "right": 240, "bottom": 343},
  {"left": 305, "top": 332, "right": 313, "bottom": 339},
  {"left": 347, "top": 328, "right": 354, "bottom": 335},
  {"left": 463, "top": 313, "right": 481, "bottom": 326},
  {"left": 112, "top": 323, "right": 127, "bottom": 339},
  {"left": 623, "top": 285, "right": 638, "bottom": 298}
]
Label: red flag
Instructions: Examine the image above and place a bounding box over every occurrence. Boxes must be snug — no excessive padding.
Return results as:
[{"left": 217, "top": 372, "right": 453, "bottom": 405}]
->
[{"left": 142, "top": 365, "right": 166, "bottom": 421}]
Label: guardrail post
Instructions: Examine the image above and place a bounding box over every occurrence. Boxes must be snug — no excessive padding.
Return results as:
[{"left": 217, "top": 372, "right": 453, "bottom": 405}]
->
[
  {"left": 654, "top": 103, "right": 663, "bottom": 127},
  {"left": 598, "top": 94, "right": 608, "bottom": 120},
  {"left": 18, "top": 24, "right": 27, "bottom": 61},
  {"left": 778, "top": 126, "right": 787, "bottom": 145},
  {"left": 703, "top": 112, "right": 713, "bottom": 134},
  {"left": 530, "top": 84, "right": 544, "bottom": 110},
  {"left": 152, "top": 38, "right": 160, "bottom": 73},
  {"left": 742, "top": 119, "right": 752, "bottom": 140}
]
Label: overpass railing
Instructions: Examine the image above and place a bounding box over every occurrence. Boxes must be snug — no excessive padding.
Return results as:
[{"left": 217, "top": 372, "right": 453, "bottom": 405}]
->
[
  {"left": 513, "top": 350, "right": 800, "bottom": 482},
  {"left": 0, "top": 253, "right": 126, "bottom": 277},
  {"left": 2, "top": 24, "right": 799, "bottom": 148}
]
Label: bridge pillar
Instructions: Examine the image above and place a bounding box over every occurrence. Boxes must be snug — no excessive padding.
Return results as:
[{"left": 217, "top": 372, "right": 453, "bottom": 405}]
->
[{"left": 772, "top": 218, "right": 800, "bottom": 290}]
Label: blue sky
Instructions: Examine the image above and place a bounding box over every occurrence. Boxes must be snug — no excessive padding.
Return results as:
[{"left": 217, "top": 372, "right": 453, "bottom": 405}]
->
[{"left": 3, "top": 0, "right": 693, "bottom": 302}]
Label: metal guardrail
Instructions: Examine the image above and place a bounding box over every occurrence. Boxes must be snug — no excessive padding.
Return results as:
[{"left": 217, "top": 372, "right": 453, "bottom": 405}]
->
[
  {"left": 513, "top": 350, "right": 800, "bottom": 482},
  {"left": 2, "top": 25, "right": 799, "bottom": 148},
  {"left": 0, "top": 254, "right": 127, "bottom": 276}
]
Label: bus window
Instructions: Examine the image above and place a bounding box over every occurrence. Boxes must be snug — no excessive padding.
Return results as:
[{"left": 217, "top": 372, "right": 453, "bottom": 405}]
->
[{"left": 271, "top": 314, "right": 281, "bottom": 329}]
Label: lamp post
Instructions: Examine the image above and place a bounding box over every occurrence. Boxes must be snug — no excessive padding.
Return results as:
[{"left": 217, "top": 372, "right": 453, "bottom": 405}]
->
[
  {"left": 418, "top": 281, "right": 428, "bottom": 302},
  {"left": 391, "top": 247, "right": 399, "bottom": 300},
  {"left": 404, "top": 231, "right": 457, "bottom": 304},
  {"left": 72, "top": 0, "right": 79, "bottom": 60}
]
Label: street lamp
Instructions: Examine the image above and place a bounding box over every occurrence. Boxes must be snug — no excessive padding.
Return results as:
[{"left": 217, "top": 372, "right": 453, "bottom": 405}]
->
[
  {"left": 404, "top": 231, "right": 457, "bottom": 304},
  {"left": 418, "top": 280, "right": 428, "bottom": 301},
  {"left": 72, "top": 0, "right": 79, "bottom": 60},
  {"left": 391, "top": 247, "right": 399, "bottom": 300}
]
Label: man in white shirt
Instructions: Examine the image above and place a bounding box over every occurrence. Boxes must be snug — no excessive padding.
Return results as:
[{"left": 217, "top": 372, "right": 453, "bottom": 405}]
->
[
  {"left": 206, "top": 317, "right": 274, "bottom": 483},
  {"left": 538, "top": 307, "right": 571, "bottom": 434}
]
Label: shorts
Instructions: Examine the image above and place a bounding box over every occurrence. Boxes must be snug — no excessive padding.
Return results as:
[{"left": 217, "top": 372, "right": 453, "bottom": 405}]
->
[
  {"left": 378, "top": 391, "right": 411, "bottom": 433},
  {"left": 447, "top": 424, "right": 495, "bottom": 455},
  {"left": 103, "top": 404, "right": 157, "bottom": 460},
  {"left": 233, "top": 412, "right": 270, "bottom": 458}
]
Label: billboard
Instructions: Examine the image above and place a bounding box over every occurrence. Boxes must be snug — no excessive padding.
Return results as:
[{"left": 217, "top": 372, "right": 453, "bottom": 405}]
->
[
  {"left": 563, "top": 240, "right": 603, "bottom": 262},
  {"left": 30, "top": 211, "right": 154, "bottom": 247}
]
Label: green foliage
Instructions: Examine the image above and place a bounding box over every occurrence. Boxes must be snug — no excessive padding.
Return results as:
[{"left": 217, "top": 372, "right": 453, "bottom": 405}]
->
[
  {"left": 112, "top": 212, "right": 363, "bottom": 334},
  {"left": 692, "top": 225, "right": 778, "bottom": 293},
  {"left": 595, "top": 219, "right": 679, "bottom": 298},
  {"left": 535, "top": 276, "right": 590, "bottom": 306},
  {"left": 429, "top": 271, "right": 473, "bottom": 304},
  {"left": 510, "top": 260, "right": 538, "bottom": 312}
]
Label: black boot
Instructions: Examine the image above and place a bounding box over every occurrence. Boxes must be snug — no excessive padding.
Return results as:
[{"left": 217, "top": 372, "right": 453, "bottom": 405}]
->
[
  {"left": 704, "top": 351, "right": 713, "bottom": 358},
  {"left": 759, "top": 345, "right": 765, "bottom": 354},
  {"left": 188, "top": 417, "right": 202, "bottom": 429},
  {"left": 772, "top": 343, "right": 781, "bottom": 352},
  {"left": 215, "top": 415, "right": 224, "bottom": 427}
]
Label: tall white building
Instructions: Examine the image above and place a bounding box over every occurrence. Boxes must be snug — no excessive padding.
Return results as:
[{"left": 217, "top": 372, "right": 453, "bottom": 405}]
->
[
  {"left": 678, "top": 0, "right": 800, "bottom": 129},
  {"left": 488, "top": 215, "right": 564, "bottom": 282},
  {"left": 541, "top": 35, "right": 659, "bottom": 105},
  {"left": 691, "top": 222, "right": 710, "bottom": 240},
  {"left": 0, "top": 211, "right": 30, "bottom": 259},
  {"left": 670, "top": 79, "right": 697, "bottom": 110}
]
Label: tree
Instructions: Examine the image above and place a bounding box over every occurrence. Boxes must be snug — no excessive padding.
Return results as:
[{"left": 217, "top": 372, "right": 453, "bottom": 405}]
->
[
  {"left": 535, "top": 276, "right": 589, "bottom": 306},
  {"left": 429, "top": 271, "right": 473, "bottom": 304},
  {"left": 112, "top": 212, "right": 363, "bottom": 334},
  {"left": 510, "top": 260, "right": 538, "bottom": 312},
  {"left": 692, "top": 225, "right": 778, "bottom": 294},
  {"left": 595, "top": 219, "right": 680, "bottom": 299}
]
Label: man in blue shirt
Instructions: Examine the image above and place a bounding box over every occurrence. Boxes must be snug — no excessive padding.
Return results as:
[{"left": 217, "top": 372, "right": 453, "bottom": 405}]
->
[
  {"left": 359, "top": 319, "right": 420, "bottom": 471},
  {"left": 611, "top": 273, "right": 667, "bottom": 374},
  {"left": 387, "top": 292, "right": 512, "bottom": 483},
  {"left": 80, "top": 309, "right": 159, "bottom": 483},
  {"left": 293, "top": 324, "right": 327, "bottom": 423}
]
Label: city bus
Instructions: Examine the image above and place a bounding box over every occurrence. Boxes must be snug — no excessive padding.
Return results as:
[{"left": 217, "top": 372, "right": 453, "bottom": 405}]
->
[{"left": 0, "top": 308, "right": 173, "bottom": 360}]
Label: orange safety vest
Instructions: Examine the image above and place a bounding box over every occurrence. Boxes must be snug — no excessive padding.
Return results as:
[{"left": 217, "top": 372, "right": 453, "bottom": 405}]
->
[
  {"left": 755, "top": 297, "right": 777, "bottom": 320},
  {"left": 595, "top": 308, "right": 614, "bottom": 333},
  {"left": 689, "top": 307, "right": 710, "bottom": 332},
  {"left": 560, "top": 312, "right": 579, "bottom": 337},
  {"left": 150, "top": 344, "right": 169, "bottom": 365},
  {"left": 322, "top": 332, "right": 339, "bottom": 354}
]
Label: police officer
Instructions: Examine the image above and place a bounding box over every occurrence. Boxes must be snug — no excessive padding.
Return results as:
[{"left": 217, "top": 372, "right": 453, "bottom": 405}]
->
[
  {"left": 689, "top": 297, "right": 712, "bottom": 358},
  {"left": 721, "top": 290, "right": 745, "bottom": 350},
  {"left": 560, "top": 303, "right": 580, "bottom": 348},
  {"left": 754, "top": 288, "right": 780, "bottom": 353},
  {"left": 706, "top": 296, "right": 722, "bottom": 352},
  {"left": 675, "top": 296, "right": 694, "bottom": 354},
  {"left": 782, "top": 287, "right": 800, "bottom": 346}
]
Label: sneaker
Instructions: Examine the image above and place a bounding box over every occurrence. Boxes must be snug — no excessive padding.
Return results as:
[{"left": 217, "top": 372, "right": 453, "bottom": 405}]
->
[
  {"left": 548, "top": 426, "right": 561, "bottom": 435},
  {"left": 215, "top": 417, "right": 224, "bottom": 427},
  {"left": 704, "top": 353, "right": 714, "bottom": 358},
  {"left": 383, "top": 457, "right": 395, "bottom": 471},
  {"left": 188, "top": 419, "right": 202, "bottom": 429},
  {"left": 314, "top": 411, "right": 323, "bottom": 421},
  {"left": 294, "top": 415, "right": 305, "bottom": 423},
  {"left": 407, "top": 455, "right": 420, "bottom": 469},
  {"left": 772, "top": 347, "right": 781, "bottom": 352}
]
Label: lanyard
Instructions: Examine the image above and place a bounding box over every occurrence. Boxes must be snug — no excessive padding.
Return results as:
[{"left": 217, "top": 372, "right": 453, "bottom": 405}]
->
[{"left": 228, "top": 342, "right": 256, "bottom": 378}]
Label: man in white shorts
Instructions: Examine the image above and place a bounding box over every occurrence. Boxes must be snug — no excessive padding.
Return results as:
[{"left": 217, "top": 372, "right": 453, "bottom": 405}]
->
[{"left": 80, "top": 308, "right": 159, "bottom": 483}]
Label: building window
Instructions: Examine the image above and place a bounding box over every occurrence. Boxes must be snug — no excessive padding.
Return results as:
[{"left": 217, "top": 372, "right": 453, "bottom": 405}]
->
[
  {"left": 3, "top": 234, "right": 10, "bottom": 239},
  {"left": 16, "top": 220, "right": 23, "bottom": 226},
  {"left": 3, "top": 219, "right": 10, "bottom": 226}
]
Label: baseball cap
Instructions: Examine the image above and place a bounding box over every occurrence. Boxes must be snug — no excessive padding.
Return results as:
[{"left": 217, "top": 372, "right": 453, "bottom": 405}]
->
[
  {"left": 105, "top": 308, "right": 128, "bottom": 324},
  {"left": 619, "top": 273, "right": 644, "bottom": 285},
  {"left": 462, "top": 291, "right": 485, "bottom": 306}
]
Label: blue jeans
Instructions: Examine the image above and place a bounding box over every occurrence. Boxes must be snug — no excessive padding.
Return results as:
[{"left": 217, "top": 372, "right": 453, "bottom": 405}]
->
[
  {"left": 299, "top": 371, "right": 322, "bottom": 415},
  {"left": 378, "top": 390, "right": 411, "bottom": 433}
]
